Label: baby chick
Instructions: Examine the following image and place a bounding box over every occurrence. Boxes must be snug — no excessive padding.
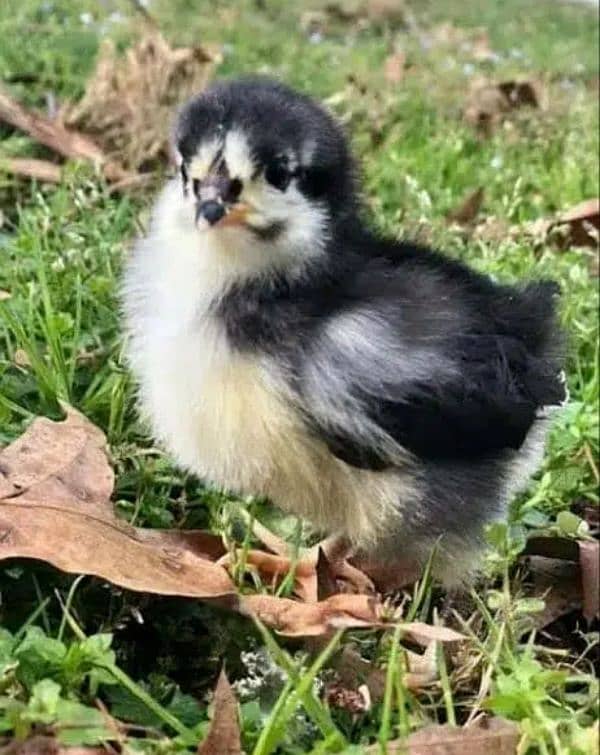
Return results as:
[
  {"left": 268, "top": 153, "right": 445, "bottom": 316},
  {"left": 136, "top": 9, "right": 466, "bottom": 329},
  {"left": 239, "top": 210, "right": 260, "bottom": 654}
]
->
[{"left": 123, "top": 78, "right": 565, "bottom": 585}]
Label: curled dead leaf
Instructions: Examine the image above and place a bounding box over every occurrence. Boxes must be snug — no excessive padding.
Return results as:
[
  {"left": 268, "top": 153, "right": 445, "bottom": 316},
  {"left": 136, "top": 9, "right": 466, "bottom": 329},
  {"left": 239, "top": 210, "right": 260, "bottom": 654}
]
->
[
  {"left": 63, "top": 31, "right": 219, "bottom": 172},
  {"left": 325, "top": 0, "right": 406, "bottom": 25},
  {"left": 446, "top": 188, "right": 485, "bottom": 226},
  {"left": 0, "top": 736, "right": 106, "bottom": 754},
  {"left": 0, "top": 410, "right": 466, "bottom": 639},
  {"left": 335, "top": 641, "right": 439, "bottom": 700},
  {"left": 198, "top": 670, "right": 241, "bottom": 755},
  {"left": 240, "top": 593, "right": 385, "bottom": 636},
  {"left": 0, "top": 157, "right": 62, "bottom": 183},
  {"left": 525, "top": 556, "right": 583, "bottom": 633},
  {"left": 464, "top": 79, "right": 540, "bottom": 136},
  {"left": 367, "top": 717, "right": 520, "bottom": 754},
  {"left": 556, "top": 198, "right": 600, "bottom": 248},
  {"left": 0, "top": 409, "right": 234, "bottom": 599},
  {"left": 0, "top": 85, "right": 130, "bottom": 183}
]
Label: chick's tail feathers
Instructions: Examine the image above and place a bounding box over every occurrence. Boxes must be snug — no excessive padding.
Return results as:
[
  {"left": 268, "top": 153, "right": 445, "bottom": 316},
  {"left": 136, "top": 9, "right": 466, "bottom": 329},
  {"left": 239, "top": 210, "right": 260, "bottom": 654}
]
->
[{"left": 505, "top": 280, "right": 567, "bottom": 409}]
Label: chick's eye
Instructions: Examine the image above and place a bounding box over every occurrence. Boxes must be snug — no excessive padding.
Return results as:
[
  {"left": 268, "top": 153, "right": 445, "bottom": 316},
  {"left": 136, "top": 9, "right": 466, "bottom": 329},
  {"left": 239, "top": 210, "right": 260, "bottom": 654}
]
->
[{"left": 265, "top": 160, "right": 291, "bottom": 191}]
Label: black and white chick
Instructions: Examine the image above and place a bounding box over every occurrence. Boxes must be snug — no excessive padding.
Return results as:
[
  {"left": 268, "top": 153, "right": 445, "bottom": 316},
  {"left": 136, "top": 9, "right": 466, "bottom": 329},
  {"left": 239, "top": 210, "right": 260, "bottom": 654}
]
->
[{"left": 123, "top": 78, "right": 566, "bottom": 585}]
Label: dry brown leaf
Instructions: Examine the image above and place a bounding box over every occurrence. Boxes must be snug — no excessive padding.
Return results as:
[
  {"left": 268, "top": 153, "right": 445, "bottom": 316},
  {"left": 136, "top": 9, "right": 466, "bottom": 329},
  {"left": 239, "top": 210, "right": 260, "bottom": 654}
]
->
[
  {"left": 0, "top": 157, "right": 62, "bottom": 183},
  {"left": 335, "top": 641, "right": 439, "bottom": 701},
  {"left": 526, "top": 556, "right": 582, "bottom": 632},
  {"left": 556, "top": 198, "right": 600, "bottom": 248},
  {"left": 384, "top": 51, "right": 406, "bottom": 84},
  {"left": 579, "top": 540, "right": 599, "bottom": 621},
  {"left": 523, "top": 536, "right": 599, "bottom": 623},
  {"left": 0, "top": 736, "right": 106, "bottom": 755},
  {"left": 464, "top": 79, "right": 540, "bottom": 135},
  {"left": 240, "top": 593, "right": 385, "bottom": 636},
  {"left": 0, "top": 410, "right": 465, "bottom": 639},
  {"left": 395, "top": 621, "right": 464, "bottom": 646},
  {"left": 523, "top": 535, "right": 580, "bottom": 561},
  {"left": 0, "top": 85, "right": 130, "bottom": 182},
  {"left": 198, "top": 670, "right": 241, "bottom": 755},
  {"left": 316, "top": 547, "right": 339, "bottom": 600},
  {"left": 324, "top": 0, "right": 406, "bottom": 25},
  {"left": 63, "top": 31, "right": 219, "bottom": 172},
  {"left": 0, "top": 408, "right": 234, "bottom": 599},
  {"left": 446, "top": 187, "right": 485, "bottom": 225},
  {"left": 367, "top": 717, "right": 520, "bottom": 754}
]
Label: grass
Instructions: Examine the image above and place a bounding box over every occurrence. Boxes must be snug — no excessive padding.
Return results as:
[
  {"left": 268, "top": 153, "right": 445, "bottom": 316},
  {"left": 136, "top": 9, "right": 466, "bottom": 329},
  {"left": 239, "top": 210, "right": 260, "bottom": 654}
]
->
[{"left": 0, "top": 0, "right": 598, "bottom": 752}]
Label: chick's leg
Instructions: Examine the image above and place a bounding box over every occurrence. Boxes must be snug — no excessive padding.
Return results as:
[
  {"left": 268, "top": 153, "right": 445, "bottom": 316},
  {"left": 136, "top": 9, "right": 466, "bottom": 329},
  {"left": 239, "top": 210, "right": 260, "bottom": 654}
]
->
[{"left": 221, "top": 514, "right": 374, "bottom": 597}]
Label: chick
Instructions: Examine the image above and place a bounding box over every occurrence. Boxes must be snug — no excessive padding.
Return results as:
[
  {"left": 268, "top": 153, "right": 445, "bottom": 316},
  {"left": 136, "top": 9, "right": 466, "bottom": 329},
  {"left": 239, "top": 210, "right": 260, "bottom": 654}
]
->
[{"left": 122, "top": 78, "right": 565, "bottom": 585}]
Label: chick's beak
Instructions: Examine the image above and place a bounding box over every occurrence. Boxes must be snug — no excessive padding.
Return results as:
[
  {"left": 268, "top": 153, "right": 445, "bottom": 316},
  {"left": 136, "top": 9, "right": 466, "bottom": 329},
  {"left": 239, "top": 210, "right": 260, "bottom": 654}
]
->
[{"left": 195, "top": 175, "right": 249, "bottom": 229}]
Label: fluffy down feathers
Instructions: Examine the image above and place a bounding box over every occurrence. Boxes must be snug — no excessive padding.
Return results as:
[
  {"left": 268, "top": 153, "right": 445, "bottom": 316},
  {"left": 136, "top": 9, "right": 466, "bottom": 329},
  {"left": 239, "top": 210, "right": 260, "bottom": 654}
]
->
[{"left": 123, "top": 79, "right": 565, "bottom": 582}]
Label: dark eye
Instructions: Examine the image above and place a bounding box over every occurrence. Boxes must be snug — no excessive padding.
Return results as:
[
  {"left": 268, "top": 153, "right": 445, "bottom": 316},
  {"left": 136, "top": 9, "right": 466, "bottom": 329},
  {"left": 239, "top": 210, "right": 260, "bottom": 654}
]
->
[
  {"left": 225, "top": 177, "right": 243, "bottom": 202},
  {"left": 265, "top": 159, "right": 291, "bottom": 191}
]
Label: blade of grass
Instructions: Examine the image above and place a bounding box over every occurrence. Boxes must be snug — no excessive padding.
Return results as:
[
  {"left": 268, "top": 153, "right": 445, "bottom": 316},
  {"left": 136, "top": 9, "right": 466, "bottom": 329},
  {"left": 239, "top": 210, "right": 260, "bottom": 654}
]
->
[
  {"left": 252, "top": 626, "right": 345, "bottom": 755},
  {"left": 379, "top": 622, "right": 404, "bottom": 752},
  {"left": 253, "top": 619, "right": 347, "bottom": 750},
  {"left": 57, "top": 599, "right": 196, "bottom": 742}
]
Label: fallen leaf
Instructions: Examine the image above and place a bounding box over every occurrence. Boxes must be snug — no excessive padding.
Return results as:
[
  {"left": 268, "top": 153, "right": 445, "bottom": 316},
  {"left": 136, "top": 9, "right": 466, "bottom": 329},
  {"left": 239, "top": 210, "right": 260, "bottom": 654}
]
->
[
  {"left": 579, "top": 540, "right": 599, "bottom": 621},
  {"left": 316, "top": 547, "right": 338, "bottom": 600},
  {"left": 497, "top": 81, "right": 539, "bottom": 108},
  {"left": 523, "top": 536, "right": 580, "bottom": 561},
  {"left": 446, "top": 188, "right": 485, "bottom": 225},
  {"left": 0, "top": 157, "right": 62, "bottom": 183},
  {"left": 240, "top": 593, "right": 385, "bottom": 636},
  {"left": 572, "top": 499, "right": 600, "bottom": 534},
  {"left": 324, "top": 0, "right": 405, "bottom": 25},
  {"left": 555, "top": 198, "right": 600, "bottom": 248},
  {"left": 367, "top": 717, "right": 520, "bottom": 754},
  {"left": 63, "top": 31, "right": 219, "bottom": 172},
  {"left": 366, "top": 0, "right": 406, "bottom": 24},
  {"left": 0, "top": 736, "right": 106, "bottom": 754},
  {"left": 384, "top": 51, "right": 406, "bottom": 84},
  {"left": 0, "top": 85, "right": 130, "bottom": 183},
  {"left": 0, "top": 410, "right": 466, "bottom": 638},
  {"left": 0, "top": 408, "right": 235, "bottom": 600},
  {"left": 198, "top": 670, "right": 241, "bottom": 755},
  {"left": 395, "top": 621, "right": 464, "bottom": 646},
  {"left": 525, "top": 556, "right": 583, "bottom": 632},
  {"left": 335, "top": 641, "right": 439, "bottom": 700},
  {"left": 523, "top": 535, "right": 599, "bottom": 624},
  {"left": 464, "top": 79, "right": 540, "bottom": 135}
]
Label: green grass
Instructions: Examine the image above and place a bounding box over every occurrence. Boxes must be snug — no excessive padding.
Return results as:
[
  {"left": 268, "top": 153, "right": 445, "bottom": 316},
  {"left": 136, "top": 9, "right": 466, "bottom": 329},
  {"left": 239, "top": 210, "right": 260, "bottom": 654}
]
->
[{"left": 0, "top": 0, "right": 598, "bottom": 752}]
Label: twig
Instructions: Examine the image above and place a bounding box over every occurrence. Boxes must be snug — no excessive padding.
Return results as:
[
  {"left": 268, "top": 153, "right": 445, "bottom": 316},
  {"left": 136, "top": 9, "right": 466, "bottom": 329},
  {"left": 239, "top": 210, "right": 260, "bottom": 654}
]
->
[
  {"left": 0, "top": 156, "right": 61, "bottom": 183},
  {"left": 0, "top": 85, "right": 132, "bottom": 182}
]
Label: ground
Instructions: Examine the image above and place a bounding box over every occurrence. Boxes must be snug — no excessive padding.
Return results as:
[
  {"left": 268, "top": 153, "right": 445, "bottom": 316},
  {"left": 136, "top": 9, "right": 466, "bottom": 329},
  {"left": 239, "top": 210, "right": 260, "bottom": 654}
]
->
[{"left": 0, "top": 1, "right": 598, "bottom": 753}]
